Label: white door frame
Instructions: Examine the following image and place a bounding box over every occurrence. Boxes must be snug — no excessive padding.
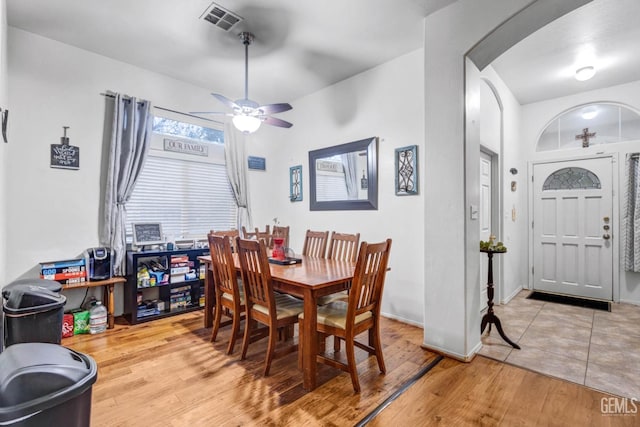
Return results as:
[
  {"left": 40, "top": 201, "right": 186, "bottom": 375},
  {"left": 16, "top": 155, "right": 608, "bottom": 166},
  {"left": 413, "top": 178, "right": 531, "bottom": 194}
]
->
[
  {"left": 527, "top": 153, "right": 620, "bottom": 302},
  {"left": 481, "top": 147, "right": 502, "bottom": 306}
]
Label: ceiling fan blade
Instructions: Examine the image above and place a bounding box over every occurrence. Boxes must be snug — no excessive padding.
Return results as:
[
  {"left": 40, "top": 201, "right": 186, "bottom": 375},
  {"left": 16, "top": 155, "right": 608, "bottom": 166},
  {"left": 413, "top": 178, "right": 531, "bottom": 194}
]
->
[
  {"left": 189, "top": 111, "right": 229, "bottom": 116},
  {"left": 258, "top": 103, "right": 292, "bottom": 115},
  {"left": 262, "top": 116, "right": 293, "bottom": 128},
  {"left": 211, "top": 93, "right": 240, "bottom": 110}
]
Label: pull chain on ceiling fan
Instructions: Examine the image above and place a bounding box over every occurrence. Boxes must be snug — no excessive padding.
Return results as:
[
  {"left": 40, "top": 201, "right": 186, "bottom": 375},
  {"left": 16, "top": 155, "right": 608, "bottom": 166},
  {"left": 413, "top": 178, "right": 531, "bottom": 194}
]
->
[{"left": 192, "top": 32, "right": 293, "bottom": 134}]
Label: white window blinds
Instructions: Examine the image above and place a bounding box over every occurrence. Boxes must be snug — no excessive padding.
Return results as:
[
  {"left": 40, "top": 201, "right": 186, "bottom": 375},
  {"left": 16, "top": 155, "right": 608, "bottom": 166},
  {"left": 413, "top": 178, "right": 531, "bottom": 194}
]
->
[
  {"left": 125, "top": 112, "right": 237, "bottom": 241},
  {"left": 126, "top": 156, "right": 237, "bottom": 240}
]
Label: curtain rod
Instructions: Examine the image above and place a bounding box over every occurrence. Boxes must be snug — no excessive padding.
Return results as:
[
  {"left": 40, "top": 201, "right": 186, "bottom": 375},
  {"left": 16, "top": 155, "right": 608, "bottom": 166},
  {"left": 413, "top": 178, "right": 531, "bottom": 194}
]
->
[{"left": 99, "top": 92, "right": 223, "bottom": 124}]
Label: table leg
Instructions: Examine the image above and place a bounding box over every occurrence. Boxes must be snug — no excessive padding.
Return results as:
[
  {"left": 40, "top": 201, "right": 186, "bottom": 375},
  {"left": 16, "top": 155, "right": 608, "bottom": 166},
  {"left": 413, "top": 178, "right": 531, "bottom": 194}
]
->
[
  {"left": 481, "top": 251, "right": 520, "bottom": 349},
  {"left": 204, "top": 262, "right": 214, "bottom": 328},
  {"left": 105, "top": 284, "right": 115, "bottom": 329},
  {"left": 302, "top": 288, "right": 318, "bottom": 391}
]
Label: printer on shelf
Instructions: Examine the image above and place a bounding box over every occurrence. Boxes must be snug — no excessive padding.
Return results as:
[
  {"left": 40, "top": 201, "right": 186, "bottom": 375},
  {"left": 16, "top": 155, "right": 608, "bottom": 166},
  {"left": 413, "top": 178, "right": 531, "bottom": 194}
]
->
[{"left": 86, "top": 247, "right": 113, "bottom": 280}]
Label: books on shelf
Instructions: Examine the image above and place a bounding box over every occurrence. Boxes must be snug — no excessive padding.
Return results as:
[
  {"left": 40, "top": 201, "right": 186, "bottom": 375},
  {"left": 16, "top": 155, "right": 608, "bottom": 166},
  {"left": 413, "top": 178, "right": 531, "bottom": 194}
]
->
[{"left": 170, "top": 254, "right": 195, "bottom": 283}]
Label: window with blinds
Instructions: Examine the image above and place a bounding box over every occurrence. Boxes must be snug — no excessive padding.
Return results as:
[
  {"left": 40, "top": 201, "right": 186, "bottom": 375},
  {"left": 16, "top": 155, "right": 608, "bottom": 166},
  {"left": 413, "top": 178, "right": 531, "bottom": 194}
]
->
[{"left": 125, "top": 113, "right": 237, "bottom": 241}]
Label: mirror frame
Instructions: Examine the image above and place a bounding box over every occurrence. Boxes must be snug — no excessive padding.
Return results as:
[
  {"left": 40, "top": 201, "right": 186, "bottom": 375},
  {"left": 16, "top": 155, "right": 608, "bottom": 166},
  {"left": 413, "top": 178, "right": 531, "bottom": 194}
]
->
[{"left": 309, "top": 136, "right": 378, "bottom": 211}]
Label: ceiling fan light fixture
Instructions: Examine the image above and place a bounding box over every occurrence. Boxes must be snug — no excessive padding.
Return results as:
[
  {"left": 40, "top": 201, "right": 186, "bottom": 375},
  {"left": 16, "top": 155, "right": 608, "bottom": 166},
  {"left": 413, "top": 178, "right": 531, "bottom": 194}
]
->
[
  {"left": 575, "top": 65, "right": 596, "bottom": 81},
  {"left": 233, "top": 114, "right": 261, "bottom": 134}
]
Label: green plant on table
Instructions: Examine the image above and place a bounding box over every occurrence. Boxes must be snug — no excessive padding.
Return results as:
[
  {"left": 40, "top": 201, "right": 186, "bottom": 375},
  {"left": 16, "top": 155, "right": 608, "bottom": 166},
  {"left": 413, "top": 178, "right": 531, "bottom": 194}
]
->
[{"left": 480, "top": 234, "right": 507, "bottom": 252}]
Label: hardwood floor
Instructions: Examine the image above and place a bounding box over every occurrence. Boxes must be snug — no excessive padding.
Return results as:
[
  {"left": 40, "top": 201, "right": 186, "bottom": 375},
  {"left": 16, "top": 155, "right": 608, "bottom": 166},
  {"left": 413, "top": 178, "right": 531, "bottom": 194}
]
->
[{"left": 62, "top": 312, "right": 635, "bottom": 426}]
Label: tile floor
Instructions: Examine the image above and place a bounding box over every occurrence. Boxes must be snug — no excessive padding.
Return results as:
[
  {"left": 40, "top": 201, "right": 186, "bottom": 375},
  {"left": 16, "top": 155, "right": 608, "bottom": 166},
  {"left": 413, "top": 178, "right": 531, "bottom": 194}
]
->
[{"left": 479, "top": 289, "right": 640, "bottom": 400}]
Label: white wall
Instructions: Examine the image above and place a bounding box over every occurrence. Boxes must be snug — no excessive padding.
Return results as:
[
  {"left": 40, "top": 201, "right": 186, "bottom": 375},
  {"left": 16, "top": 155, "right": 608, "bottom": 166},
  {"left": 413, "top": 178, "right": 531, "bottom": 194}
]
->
[
  {"left": 246, "top": 49, "right": 426, "bottom": 325},
  {"left": 6, "top": 27, "right": 215, "bottom": 312},
  {"left": 0, "top": 0, "right": 7, "bottom": 287},
  {"left": 423, "top": 0, "right": 534, "bottom": 359},
  {"left": 480, "top": 65, "right": 527, "bottom": 303},
  {"left": 522, "top": 79, "right": 640, "bottom": 305}
]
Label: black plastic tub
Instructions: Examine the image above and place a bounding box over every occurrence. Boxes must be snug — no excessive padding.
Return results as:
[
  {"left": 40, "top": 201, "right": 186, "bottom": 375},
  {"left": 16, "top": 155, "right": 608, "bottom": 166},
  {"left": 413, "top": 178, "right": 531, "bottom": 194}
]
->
[
  {"left": 3, "top": 285, "right": 66, "bottom": 347},
  {"left": 0, "top": 343, "right": 98, "bottom": 426}
]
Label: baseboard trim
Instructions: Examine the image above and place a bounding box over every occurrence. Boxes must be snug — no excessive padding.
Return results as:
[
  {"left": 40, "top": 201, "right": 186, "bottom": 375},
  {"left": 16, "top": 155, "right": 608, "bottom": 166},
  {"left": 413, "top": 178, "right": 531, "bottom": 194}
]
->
[
  {"left": 501, "top": 285, "right": 525, "bottom": 304},
  {"left": 420, "top": 343, "right": 477, "bottom": 362},
  {"left": 381, "top": 312, "right": 423, "bottom": 328}
]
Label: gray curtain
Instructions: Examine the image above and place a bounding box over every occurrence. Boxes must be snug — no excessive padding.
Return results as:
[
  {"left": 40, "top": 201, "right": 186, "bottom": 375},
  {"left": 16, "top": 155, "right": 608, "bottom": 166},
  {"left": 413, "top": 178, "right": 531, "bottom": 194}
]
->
[
  {"left": 224, "top": 121, "right": 253, "bottom": 232},
  {"left": 341, "top": 152, "right": 358, "bottom": 200},
  {"left": 101, "top": 93, "right": 152, "bottom": 275},
  {"left": 624, "top": 153, "right": 640, "bottom": 272}
]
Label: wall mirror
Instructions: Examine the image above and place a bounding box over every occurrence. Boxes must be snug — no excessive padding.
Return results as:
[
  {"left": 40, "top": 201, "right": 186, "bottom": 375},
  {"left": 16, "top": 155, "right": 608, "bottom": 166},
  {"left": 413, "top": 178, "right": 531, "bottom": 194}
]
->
[{"left": 309, "top": 136, "right": 378, "bottom": 210}]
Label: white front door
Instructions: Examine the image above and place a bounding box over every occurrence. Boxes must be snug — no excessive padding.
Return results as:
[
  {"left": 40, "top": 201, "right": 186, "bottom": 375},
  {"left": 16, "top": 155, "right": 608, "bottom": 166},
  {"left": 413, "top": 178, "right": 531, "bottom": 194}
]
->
[
  {"left": 480, "top": 151, "right": 492, "bottom": 309},
  {"left": 532, "top": 157, "right": 613, "bottom": 300}
]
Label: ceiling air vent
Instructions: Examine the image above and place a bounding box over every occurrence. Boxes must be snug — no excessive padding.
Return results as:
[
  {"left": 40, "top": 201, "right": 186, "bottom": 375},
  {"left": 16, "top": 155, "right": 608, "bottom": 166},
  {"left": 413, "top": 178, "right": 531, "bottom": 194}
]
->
[{"left": 201, "top": 2, "right": 243, "bottom": 32}]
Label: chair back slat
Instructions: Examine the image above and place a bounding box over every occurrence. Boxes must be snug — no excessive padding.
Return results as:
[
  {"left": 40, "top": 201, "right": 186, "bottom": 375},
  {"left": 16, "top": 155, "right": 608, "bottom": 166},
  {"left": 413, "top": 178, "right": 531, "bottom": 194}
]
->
[
  {"left": 348, "top": 239, "right": 392, "bottom": 319},
  {"left": 207, "top": 233, "right": 238, "bottom": 297},
  {"left": 236, "top": 237, "right": 274, "bottom": 313},
  {"left": 302, "top": 230, "right": 329, "bottom": 258},
  {"left": 327, "top": 232, "right": 360, "bottom": 262}
]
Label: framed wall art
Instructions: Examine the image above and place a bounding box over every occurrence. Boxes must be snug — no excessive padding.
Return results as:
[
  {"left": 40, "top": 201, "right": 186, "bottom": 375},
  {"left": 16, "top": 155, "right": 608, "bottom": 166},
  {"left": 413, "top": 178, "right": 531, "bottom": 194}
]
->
[
  {"left": 395, "top": 145, "right": 418, "bottom": 196},
  {"left": 289, "top": 165, "right": 303, "bottom": 202}
]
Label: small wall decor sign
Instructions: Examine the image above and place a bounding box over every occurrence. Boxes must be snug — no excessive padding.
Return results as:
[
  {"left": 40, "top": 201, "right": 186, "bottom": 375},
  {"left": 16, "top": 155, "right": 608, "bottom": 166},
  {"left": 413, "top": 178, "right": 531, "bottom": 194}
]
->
[
  {"left": 163, "top": 138, "right": 208, "bottom": 156},
  {"left": 290, "top": 165, "right": 303, "bottom": 202},
  {"left": 248, "top": 156, "right": 266, "bottom": 170},
  {"left": 50, "top": 126, "right": 80, "bottom": 170},
  {"left": 395, "top": 145, "right": 418, "bottom": 195}
]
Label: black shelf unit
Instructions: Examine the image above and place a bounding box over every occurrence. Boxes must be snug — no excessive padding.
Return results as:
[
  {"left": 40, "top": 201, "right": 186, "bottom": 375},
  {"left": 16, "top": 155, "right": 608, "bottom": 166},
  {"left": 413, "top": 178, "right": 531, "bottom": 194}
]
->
[{"left": 125, "top": 247, "right": 209, "bottom": 324}]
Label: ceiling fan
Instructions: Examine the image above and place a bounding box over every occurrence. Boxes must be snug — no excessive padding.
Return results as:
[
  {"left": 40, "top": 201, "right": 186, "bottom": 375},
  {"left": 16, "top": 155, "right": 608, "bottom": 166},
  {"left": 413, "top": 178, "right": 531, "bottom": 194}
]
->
[{"left": 192, "top": 32, "right": 293, "bottom": 134}]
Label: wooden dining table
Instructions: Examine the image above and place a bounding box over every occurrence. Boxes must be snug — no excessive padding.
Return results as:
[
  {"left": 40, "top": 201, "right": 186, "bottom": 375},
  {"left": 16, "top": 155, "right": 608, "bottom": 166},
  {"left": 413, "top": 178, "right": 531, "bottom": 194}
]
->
[{"left": 198, "top": 254, "right": 355, "bottom": 391}]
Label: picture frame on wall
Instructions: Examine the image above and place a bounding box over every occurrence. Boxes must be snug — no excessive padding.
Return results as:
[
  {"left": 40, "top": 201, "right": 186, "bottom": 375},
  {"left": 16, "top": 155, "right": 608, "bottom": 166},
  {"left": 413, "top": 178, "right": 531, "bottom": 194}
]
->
[
  {"left": 290, "top": 165, "right": 303, "bottom": 202},
  {"left": 395, "top": 145, "right": 418, "bottom": 196}
]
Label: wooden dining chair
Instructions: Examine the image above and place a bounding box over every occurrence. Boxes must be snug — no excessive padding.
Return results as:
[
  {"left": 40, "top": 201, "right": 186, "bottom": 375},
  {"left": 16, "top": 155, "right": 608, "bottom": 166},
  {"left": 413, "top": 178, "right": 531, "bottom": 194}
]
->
[
  {"left": 207, "top": 233, "right": 245, "bottom": 354},
  {"left": 241, "top": 226, "right": 256, "bottom": 240},
  {"left": 299, "top": 239, "right": 392, "bottom": 393},
  {"left": 236, "top": 237, "right": 304, "bottom": 376},
  {"left": 302, "top": 229, "right": 329, "bottom": 258},
  {"left": 327, "top": 231, "right": 361, "bottom": 262},
  {"left": 317, "top": 231, "right": 361, "bottom": 307},
  {"left": 211, "top": 229, "right": 239, "bottom": 253}
]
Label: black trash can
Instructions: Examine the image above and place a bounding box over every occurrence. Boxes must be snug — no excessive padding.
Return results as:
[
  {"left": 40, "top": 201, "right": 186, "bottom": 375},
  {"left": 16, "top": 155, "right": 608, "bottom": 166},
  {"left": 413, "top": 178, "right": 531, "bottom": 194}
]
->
[
  {"left": 0, "top": 342, "right": 97, "bottom": 427},
  {"left": 3, "top": 285, "right": 66, "bottom": 348},
  {"left": 3, "top": 278, "right": 63, "bottom": 295}
]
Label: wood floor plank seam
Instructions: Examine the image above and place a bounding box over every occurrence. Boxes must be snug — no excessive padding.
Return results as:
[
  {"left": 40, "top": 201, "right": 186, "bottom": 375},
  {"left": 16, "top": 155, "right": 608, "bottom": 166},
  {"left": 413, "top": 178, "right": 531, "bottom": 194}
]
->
[{"left": 355, "top": 355, "right": 444, "bottom": 426}]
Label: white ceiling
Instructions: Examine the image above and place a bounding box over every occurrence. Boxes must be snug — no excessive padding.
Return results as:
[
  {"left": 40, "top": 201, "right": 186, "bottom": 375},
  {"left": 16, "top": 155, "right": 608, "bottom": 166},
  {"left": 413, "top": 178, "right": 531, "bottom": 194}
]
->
[
  {"left": 6, "top": 0, "right": 456, "bottom": 107},
  {"left": 491, "top": 0, "right": 640, "bottom": 104},
  {"left": 7, "top": 0, "right": 640, "bottom": 108}
]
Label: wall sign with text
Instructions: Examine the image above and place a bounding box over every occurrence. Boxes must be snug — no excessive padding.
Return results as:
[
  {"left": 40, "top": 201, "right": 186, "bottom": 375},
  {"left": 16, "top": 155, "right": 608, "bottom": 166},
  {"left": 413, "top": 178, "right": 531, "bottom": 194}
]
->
[
  {"left": 163, "top": 138, "right": 209, "bottom": 156},
  {"left": 248, "top": 156, "right": 266, "bottom": 171}
]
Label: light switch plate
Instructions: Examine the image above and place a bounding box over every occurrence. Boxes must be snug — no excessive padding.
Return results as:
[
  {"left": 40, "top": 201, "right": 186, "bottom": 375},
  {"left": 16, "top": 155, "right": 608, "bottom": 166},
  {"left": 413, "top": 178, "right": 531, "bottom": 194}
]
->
[{"left": 470, "top": 204, "right": 479, "bottom": 220}]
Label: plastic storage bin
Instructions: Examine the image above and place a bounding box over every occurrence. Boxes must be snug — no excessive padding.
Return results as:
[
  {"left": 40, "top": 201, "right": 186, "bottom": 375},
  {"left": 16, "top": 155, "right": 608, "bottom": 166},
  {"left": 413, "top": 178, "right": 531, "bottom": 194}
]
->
[
  {"left": 0, "top": 342, "right": 97, "bottom": 427},
  {"left": 1, "top": 278, "right": 63, "bottom": 353},
  {"left": 3, "top": 284, "right": 66, "bottom": 347}
]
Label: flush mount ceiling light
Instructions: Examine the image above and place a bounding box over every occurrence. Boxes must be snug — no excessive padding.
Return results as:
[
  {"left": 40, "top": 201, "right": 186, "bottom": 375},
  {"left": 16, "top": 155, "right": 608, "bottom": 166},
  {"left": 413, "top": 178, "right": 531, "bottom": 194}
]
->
[
  {"left": 575, "top": 66, "right": 596, "bottom": 81},
  {"left": 191, "top": 32, "right": 293, "bottom": 134}
]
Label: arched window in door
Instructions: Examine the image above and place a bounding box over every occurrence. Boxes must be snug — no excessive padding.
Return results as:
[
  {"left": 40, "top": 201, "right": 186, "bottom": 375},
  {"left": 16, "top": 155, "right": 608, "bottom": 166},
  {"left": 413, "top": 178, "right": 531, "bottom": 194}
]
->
[
  {"left": 542, "top": 167, "right": 601, "bottom": 190},
  {"left": 537, "top": 102, "right": 640, "bottom": 152}
]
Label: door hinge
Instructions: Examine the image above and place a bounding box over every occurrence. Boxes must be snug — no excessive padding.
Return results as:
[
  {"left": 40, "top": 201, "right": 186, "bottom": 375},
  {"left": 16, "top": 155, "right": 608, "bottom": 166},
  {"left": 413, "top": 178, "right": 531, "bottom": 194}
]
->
[
  {"left": 532, "top": 175, "right": 534, "bottom": 182},
  {"left": 531, "top": 221, "right": 534, "bottom": 229},
  {"left": 532, "top": 266, "right": 534, "bottom": 275}
]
